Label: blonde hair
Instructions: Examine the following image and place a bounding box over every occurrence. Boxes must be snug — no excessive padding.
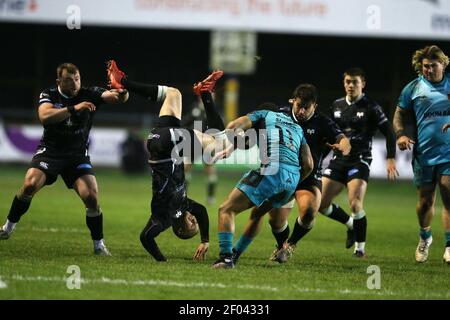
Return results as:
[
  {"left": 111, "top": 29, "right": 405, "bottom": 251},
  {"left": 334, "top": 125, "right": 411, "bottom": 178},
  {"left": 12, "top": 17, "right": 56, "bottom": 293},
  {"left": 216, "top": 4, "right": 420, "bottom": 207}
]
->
[{"left": 412, "top": 45, "right": 449, "bottom": 75}]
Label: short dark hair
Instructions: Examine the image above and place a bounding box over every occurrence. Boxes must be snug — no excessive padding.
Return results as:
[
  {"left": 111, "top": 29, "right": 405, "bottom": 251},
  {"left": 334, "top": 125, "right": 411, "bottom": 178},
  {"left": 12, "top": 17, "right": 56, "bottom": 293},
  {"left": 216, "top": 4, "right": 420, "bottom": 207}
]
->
[
  {"left": 343, "top": 67, "right": 366, "bottom": 81},
  {"left": 292, "top": 84, "right": 318, "bottom": 105},
  {"left": 56, "top": 63, "right": 79, "bottom": 79}
]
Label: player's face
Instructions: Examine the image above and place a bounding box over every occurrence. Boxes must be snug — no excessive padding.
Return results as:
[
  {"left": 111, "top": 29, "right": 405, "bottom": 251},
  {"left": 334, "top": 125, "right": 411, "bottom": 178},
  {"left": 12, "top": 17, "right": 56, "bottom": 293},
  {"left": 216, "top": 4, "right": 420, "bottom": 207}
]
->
[
  {"left": 422, "top": 59, "right": 445, "bottom": 83},
  {"left": 57, "top": 70, "right": 81, "bottom": 97},
  {"left": 344, "top": 75, "right": 365, "bottom": 100},
  {"left": 291, "top": 98, "right": 316, "bottom": 122}
]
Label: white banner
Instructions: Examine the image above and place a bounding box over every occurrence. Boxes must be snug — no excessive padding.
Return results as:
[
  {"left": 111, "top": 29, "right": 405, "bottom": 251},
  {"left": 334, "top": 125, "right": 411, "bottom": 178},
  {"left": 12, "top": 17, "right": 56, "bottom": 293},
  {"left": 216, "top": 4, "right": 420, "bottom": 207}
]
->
[
  {"left": 0, "top": 0, "right": 449, "bottom": 39},
  {"left": 0, "top": 122, "right": 127, "bottom": 167}
]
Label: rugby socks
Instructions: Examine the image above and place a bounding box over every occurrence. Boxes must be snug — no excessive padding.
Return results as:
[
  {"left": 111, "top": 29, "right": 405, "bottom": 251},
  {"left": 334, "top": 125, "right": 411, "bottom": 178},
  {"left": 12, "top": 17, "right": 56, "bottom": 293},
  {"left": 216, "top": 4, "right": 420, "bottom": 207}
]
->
[
  {"left": 288, "top": 217, "right": 314, "bottom": 245},
  {"left": 233, "top": 234, "right": 253, "bottom": 259},
  {"left": 352, "top": 210, "right": 367, "bottom": 252},
  {"left": 201, "top": 92, "right": 225, "bottom": 131},
  {"left": 7, "top": 195, "right": 31, "bottom": 223},
  {"left": 446, "top": 231, "right": 450, "bottom": 248},
  {"left": 121, "top": 78, "right": 167, "bottom": 103},
  {"left": 419, "top": 226, "right": 432, "bottom": 241},
  {"left": 322, "top": 204, "right": 353, "bottom": 229},
  {"left": 86, "top": 208, "right": 103, "bottom": 241},
  {"left": 218, "top": 232, "right": 233, "bottom": 256},
  {"left": 140, "top": 218, "right": 166, "bottom": 261},
  {"left": 272, "top": 222, "right": 290, "bottom": 249}
]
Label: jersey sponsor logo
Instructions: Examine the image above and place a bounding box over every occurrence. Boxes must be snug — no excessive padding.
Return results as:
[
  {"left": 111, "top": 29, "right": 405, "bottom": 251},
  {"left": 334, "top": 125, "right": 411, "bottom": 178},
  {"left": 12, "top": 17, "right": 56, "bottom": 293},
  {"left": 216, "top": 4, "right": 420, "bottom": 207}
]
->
[
  {"left": 77, "top": 163, "right": 92, "bottom": 170},
  {"left": 148, "top": 133, "right": 160, "bottom": 140},
  {"left": 306, "top": 129, "right": 315, "bottom": 135},
  {"left": 334, "top": 111, "right": 341, "bottom": 118},
  {"left": 35, "top": 147, "right": 46, "bottom": 156},
  {"left": 39, "top": 161, "right": 49, "bottom": 169},
  {"left": 174, "top": 210, "right": 183, "bottom": 218},
  {"left": 356, "top": 112, "right": 364, "bottom": 118},
  {"left": 348, "top": 168, "right": 359, "bottom": 176},
  {"left": 424, "top": 109, "right": 450, "bottom": 120}
]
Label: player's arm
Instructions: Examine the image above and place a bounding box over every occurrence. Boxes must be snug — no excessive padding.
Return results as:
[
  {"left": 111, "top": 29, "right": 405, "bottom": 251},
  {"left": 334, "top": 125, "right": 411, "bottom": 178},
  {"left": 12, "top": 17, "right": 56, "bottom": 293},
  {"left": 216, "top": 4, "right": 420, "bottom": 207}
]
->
[
  {"left": 38, "top": 101, "right": 96, "bottom": 125},
  {"left": 101, "top": 89, "right": 129, "bottom": 104},
  {"left": 378, "top": 119, "right": 399, "bottom": 180},
  {"left": 189, "top": 202, "right": 210, "bottom": 261},
  {"left": 300, "top": 141, "right": 314, "bottom": 182},
  {"left": 393, "top": 107, "right": 415, "bottom": 151},
  {"left": 226, "top": 115, "right": 253, "bottom": 131}
]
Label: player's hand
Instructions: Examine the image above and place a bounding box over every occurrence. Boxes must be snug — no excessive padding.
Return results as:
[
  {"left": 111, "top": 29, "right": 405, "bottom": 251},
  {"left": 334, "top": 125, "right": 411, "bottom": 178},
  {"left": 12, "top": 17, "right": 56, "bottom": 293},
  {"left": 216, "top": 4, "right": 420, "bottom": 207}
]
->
[
  {"left": 74, "top": 101, "right": 96, "bottom": 112},
  {"left": 386, "top": 158, "right": 399, "bottom": 181},
  {"left": 193, "top": 242, "right": 209, "bottom": 261},
  {"left": 442, "top": 123, "right": 450, "bottom": 133},
  {"left": 396, "top": 135, "right": 415, "bottom": 151},
  {"left": 326, "top": 140, "right": 351, "bottom": 156}
]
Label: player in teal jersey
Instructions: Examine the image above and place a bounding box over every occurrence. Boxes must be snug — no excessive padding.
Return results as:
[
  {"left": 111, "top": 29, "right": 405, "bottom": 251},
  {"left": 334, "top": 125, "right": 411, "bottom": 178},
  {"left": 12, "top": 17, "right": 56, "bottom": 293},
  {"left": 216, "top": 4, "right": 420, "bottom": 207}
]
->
[
  {"left": 394, "top": 45, "right": 450, "bottom": 264},
  {"left": 212, "top": 85, "right": 314, "bottom": 269}
]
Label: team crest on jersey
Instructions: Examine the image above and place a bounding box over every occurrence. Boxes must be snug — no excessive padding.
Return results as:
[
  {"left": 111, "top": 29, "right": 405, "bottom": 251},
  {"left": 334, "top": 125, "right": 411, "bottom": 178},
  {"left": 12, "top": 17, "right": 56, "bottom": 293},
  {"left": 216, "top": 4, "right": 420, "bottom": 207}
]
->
[
  {"left": 324, "top": 168, "right": 332, "bottom": 175},
  {"left": 148, "top": 133, "right": 160, "bottom": 140},
  {"left": 174, "top": 210, "right": 182, "bottom": 218},
  {"left": 307, "top": 129, "right": 315, "bottom": 135},
  {"left": 39, "top": 162, "right": 49, "bottom": 169},
  {"left": 334, "top": 111, "right": 341, "bottom": 118},
  {"left": 356, "top": 112, "right": 364, "bottom": 118}
]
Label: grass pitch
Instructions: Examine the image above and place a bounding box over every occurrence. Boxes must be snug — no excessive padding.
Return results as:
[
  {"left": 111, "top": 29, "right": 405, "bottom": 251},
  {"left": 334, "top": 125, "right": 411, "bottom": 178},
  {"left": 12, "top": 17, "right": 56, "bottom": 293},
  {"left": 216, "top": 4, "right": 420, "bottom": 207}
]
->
[{"left": 0, "top": 164, "right": 448, "bottom": 299}]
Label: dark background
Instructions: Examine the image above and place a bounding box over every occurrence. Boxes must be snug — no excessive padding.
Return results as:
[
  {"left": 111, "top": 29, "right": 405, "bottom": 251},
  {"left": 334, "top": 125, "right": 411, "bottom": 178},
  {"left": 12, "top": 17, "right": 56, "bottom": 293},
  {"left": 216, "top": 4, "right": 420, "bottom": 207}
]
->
[{"left": 1, "top": 22, "right": 449, "bottom": 127}]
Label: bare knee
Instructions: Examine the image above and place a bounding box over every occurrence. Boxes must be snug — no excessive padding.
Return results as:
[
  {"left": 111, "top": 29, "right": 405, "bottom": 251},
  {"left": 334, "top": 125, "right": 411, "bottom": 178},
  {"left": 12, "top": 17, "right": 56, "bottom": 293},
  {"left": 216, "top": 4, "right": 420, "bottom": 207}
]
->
[
  {"left": 166, "top": 87, "right": 181, "bottom": 99},
  {"left": 349, "top": 198, "right": 363, "bottom": 213},
  {"left": 82, "top": 189, "right": 99, "bottom": 209},
  {"left": 417, "top": 196, "right": 435, "bottom": 215},
  {"left": 20, "top": 177, "right": 42, "bottom": 198}
]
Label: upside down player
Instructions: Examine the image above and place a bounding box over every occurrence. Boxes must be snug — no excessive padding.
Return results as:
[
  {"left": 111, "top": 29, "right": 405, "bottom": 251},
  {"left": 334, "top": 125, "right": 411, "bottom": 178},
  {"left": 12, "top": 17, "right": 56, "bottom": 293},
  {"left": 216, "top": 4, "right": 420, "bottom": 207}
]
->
[
  {"left": 107, "top": 60, "right": 229, "bottom": 261},
  {"left": 231, "top": 84, "right": 351, "bottom": 264},
  {"left": 0, "top": 63, "right": 129, "bottom": 256}
]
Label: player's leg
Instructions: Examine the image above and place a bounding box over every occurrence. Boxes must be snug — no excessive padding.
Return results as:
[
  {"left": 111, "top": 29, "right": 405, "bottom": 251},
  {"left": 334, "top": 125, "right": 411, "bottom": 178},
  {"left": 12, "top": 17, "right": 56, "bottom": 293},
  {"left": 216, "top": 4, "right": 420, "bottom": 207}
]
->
[
  {"left": 107, "top": 59, "right": 169, "bottom": 105},
  {"left": 319, "top": 177, "right": 354, "bottom": 248},
  {"left": 347, "top": 178, "right": 368, "bottom": 257},
  {"left": 194, "top": 70, "right": 225, "bottom": 132},
  {"left": 0, "top": 168, "right": 47, "bottom": 239},
  {"left": 73, "top": 175, "right": 110, "bottom": 256},
  {"left": 266, "top": 206, "right": 291, "bottom": 262},
  {"left": 415, "top": 183, "right": 436, "bottom": 262},
  {"left": 288, "top": 187, "right": 321, "bottom": 245},
  {"left": 232, "top": 203, "right": 272, "bottom": 263},
  {"left": 213, "top": 188, "right": 254, "bottom": 268},
  {"left": 438, "top": 173, "right": 450, "bottom": 264},
  {"left": 204, "top": 164, "right": 217, "bottom": 205}
]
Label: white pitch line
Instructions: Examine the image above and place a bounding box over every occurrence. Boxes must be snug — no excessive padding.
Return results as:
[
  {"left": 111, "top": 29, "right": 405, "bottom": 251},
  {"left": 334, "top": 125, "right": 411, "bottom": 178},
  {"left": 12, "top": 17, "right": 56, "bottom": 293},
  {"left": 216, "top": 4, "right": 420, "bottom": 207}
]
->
[
  {"left": 2, "top": 274, "right": 449, "bottom": 298},
  {"left": 29, "top": 226, "right": 85, "bottom": 234}
]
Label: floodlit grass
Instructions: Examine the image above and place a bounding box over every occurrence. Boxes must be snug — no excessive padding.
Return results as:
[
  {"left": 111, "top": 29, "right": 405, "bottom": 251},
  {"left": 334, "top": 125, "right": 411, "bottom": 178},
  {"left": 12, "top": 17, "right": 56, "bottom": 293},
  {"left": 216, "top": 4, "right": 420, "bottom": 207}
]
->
[{"left": 0, "top": 165, "right": 448, "bottom": 299}]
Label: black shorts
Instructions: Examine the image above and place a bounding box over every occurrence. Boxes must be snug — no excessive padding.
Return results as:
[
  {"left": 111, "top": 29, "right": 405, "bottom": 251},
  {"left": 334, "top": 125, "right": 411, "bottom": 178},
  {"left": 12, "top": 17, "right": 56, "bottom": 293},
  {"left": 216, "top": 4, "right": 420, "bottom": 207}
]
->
[
  {"left": 296, "top": 171, "right": 322, "bottom": 192},
  {"left": 29, "top": 147, "right": 95, "bottom": 189},
  {"left": 322, "top": 156, "right": 371, "bottom": 184}
]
